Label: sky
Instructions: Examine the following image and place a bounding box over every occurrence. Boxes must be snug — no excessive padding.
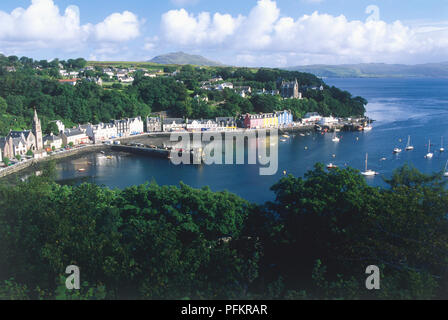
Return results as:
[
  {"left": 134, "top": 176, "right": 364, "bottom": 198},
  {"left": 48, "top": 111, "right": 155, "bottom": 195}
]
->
[{"left": 0, "top": 0, "right": 447, "bottom": 67}]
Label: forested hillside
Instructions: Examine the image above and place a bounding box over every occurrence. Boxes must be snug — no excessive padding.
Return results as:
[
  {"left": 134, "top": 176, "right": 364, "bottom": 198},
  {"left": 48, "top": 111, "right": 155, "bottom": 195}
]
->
[
  {"left": 0, "top": 54, "right": 367, "bottom": 135},
  {"left": 0, "top": 163, "right": 446, "bottom": 300}
]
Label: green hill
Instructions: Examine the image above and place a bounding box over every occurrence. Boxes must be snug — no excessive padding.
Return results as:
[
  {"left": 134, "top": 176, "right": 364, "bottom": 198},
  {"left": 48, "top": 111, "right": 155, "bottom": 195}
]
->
[
  {"left": 149, "top": 52, "right": 224, "bottom": 66},
  {"left": 287, "top": 62, "right": 448, "bottom": 78}
]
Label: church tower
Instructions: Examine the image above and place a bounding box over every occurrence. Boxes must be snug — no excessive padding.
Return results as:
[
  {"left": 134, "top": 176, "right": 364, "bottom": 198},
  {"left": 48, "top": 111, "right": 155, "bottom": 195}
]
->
[
  {"left": 32, "top": 108, "right": 43, "bottom": 150},
  {"left": 293, "top": 79, "right": 299, "bottom": 99}
]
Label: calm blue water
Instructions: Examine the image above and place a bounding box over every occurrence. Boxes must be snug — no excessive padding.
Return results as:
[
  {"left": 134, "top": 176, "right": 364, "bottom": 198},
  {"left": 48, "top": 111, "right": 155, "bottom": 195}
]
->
[{"left": 55, "top": 78, "right": 448, "bottom": 203}]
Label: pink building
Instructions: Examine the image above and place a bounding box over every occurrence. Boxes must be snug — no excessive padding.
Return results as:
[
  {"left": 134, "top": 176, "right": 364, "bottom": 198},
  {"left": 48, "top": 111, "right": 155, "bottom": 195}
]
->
[{"left": 244, "top": 114, "right": 264, "bottom": 129}]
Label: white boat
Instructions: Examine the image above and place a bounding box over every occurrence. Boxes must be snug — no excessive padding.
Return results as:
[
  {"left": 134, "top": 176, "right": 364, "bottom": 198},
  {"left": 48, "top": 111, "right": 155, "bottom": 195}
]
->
[
  {"left": 332, "top": 132, "right": 340, "bottom": 142},
  {"left": 405, "top": 136, "right": 414, "bottom": 151},
  {"left": 425, "top": 140, "right": 434, "bottom": 159},
  {"left": 393, "top": 148, "right": 402, "bottom": 154},
  {"left": 327, "top": 163, "right": 338, "bottom": 169},
  {"left": 361, "top": 153, "right": 378, "bottom": 176},
  {"left": 364, "top": 125, "right": 373, "bottom": 131},
  {"left": 440, "top": 137, "right": 445, "bottom": 152}
]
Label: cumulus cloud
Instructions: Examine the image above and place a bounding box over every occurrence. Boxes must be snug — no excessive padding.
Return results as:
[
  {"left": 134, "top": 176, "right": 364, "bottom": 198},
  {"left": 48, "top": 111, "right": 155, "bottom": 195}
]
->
[
  {"left": 159, "top": 0, "right": 448, "bottom": 66},
  {"left": 0, "top": 0, "right": 141, "bottom": 53}
]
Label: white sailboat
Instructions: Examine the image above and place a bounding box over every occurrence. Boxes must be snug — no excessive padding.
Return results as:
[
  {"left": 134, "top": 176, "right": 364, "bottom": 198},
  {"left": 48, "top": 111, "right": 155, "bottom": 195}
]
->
[
  {"left": 361, "top": 153, "right": 378, "bottom": 176},
  {"left": 405, "top": 136, "right": 414, "bottom": 151},
  {"left": 440, "top": 137, "right": 445, "bottom": 152},
  {"left": 444, "top": 160, "right": 448, "bottom": 177},
  {"left": 425, "top": 139, "right": 434, "bottom": 159},
  {"left": 393, "top": 147, "right": 402, "bottom": 154},
  {"left": 332, "top": 132, "right": 340, "bottom": 142}
]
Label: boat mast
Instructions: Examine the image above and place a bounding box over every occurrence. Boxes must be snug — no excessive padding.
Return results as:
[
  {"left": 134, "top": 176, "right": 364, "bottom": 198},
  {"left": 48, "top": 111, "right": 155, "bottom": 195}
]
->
[{"left": 365, "top": 153, "right": 368, "bottom": 171}]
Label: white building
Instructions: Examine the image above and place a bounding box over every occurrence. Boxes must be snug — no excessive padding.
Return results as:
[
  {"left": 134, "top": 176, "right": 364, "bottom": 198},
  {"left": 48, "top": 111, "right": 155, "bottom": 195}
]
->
[
  {"left": 303, "top": 112, "right": 322, "bottom": 123},
  {"left": 61, "top": 128, "right": 90, "bottom": 146},
  {"left": 217, "top": 83, "right": 234, "bottom": 91},
  {"left": 113, "top": 117, "right": 144, "bottom": 137},
  {"left": 86, "top": 123, "right": 118, "bottom": 143},
  {"left": 43, "top": 133, "right": 63, "bottom": 150},
  {"left": 318, "top": 116, "right": 339, "bottom": 126}
]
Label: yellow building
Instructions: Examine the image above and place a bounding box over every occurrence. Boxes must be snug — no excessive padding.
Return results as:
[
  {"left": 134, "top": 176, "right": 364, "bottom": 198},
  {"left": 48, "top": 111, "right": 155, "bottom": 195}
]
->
[{"left": 263, "top": 113, "right": 279, "bottom": 128}]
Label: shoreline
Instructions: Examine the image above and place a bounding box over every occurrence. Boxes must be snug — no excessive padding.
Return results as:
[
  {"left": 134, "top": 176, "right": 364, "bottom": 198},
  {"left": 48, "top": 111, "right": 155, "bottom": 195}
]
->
[
  {"left": 0, "top": 122, "right": 361, "bottom": 179},
  {"left": 0, "top": 144, "right": 110, "bottom": 179}
]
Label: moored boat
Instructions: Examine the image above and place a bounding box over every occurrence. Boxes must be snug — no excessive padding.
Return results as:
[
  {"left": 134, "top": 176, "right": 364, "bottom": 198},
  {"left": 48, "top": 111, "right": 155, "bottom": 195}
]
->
[
  {"left": 405, "top": 136, "right": 414, "bottom": 151},
  {"left": 425, "top": 139, "right": 434, "bottom": 159},
  {"left": 361, "top": 153, "right": 378, "bottom": 176}
]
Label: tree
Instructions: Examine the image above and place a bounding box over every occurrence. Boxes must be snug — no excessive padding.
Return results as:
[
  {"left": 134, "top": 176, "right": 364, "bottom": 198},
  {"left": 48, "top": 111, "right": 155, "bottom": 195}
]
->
[
  {"left": 0, "top": 96, "right": 6, "bottom": 113},
  {"left": 2, "top": 157, "right": 9, "bottom": 166}
]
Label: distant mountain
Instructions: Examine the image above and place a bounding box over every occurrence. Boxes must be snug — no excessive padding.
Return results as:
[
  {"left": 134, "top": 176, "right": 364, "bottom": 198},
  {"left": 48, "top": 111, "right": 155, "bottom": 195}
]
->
[
  {"left": 149, "top": 52, "right": 223, "bottom": 66},
  {"left": 286, "top": 62, "right": 448, "bottom": 78}
]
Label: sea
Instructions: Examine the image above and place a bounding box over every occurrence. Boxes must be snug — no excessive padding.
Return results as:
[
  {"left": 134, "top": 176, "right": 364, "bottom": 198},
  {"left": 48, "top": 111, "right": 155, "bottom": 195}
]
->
[{"left": 42, "top": 78, "right": 448, "bottom": 203}]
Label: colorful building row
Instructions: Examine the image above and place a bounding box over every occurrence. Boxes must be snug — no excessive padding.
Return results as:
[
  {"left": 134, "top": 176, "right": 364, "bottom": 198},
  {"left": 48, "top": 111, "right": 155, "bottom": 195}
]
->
[{"left": 243, "top": 110, "right": 293, "bottom": 129}]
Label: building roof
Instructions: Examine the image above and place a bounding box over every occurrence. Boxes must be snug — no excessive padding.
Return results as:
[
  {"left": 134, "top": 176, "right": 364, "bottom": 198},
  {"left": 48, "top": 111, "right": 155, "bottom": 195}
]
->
[
  {"left": 43, "top": 134, "right": 62, "bottom": 142},
  {"left": 63, "top": 129, "right": 87, "bottom": 137}
]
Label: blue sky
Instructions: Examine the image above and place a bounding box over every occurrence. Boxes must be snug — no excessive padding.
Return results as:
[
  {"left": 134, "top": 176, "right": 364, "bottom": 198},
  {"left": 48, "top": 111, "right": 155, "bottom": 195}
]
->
[{"left": 0, "top": 0, "right": 447, "bottom": 66}]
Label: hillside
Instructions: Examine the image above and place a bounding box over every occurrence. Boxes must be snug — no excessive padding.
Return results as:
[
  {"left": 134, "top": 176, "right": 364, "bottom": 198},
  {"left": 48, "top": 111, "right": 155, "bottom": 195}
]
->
[
  {"left": 287, "top": 62, "right": 448, "bottom": 78},
  {"left": 149, "top": 52, "right": 224, "bottom": 66}
]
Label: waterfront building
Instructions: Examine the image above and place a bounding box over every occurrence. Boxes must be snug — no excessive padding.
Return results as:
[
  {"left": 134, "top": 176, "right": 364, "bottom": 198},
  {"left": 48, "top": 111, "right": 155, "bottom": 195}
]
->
[
  {"left": 163, "top": 118, "right": 185, "bottom": 132},
  {"left": 43, "top": 133, "right": 63, "bottom": 150},
  {"left": 263, "top": 113, "right": 279, "bottom": 128},
  {"left": 146, "top": 117, "right": 162, "bottom": 132},
  {"left": 216, "top": 117, "right": 236, "bottom": 130},
  {"left": 113, "top": 117, "right": 144, "bottom": 137},
  {"left": 8, "top": 131, "right": 36, "bottom": 151},
  {"left": 244, "top": 114, "right": 265, "bottom": 129},
  {"left": 86, "top": 123, "right": 117, "bottom": 143},
  {"left": 61, "top": 128, "right": 90, "bottom": 146},
  {"left": 318, "top": 116, "right": 339, "bottom": 126},
  {"left": 303, "top": 112, "right": 322, "bottom": 123},
  {"left": 11, "top": 136, "right": 27, "bottom": 156},
  {"left": 275, "top": 110, "right": 294, "bottom": 126}
]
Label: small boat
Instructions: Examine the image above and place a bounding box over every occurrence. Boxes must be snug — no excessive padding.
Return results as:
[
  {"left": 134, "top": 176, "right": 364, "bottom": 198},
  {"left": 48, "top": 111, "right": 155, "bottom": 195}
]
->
[
  {"left": 363, "top": 125, "right": 373, "bottom": 131},
  {"left": 282, "top": 134, "right": 290, "bottom": 139},
  {"left": 280, "top": 139, "right": 287, "bottom": 142},
  {"left": 361, "top": 153, "right": 378, "bottom": 176},
  {"left": 393, "top": 148, "right": 402, "bottom": 154},
  {"left": 327, "top": 163, "right": 338, "bottom": 169},
  {"left": 100, "top": 151, "right": 105, "bottom": 154},
  {"left": 380, "top": 157, "right": 387, "bottom": 161},
  {"left": 332, "top": 132, "right": 340, "bottom": 142},
  {"left": 405, "top": 136, "right": 414, "bottom": 151},
  {"left": 78, "top": 168, "right": 86, "bottom": 172},
  {"left": 440, "top": 137, "right": 445, "bottom": 152},
  {"left": 425, "top": 139, "right": 434, "bottom": 159},
  {"left": 300, "top": 133, "right": 306, "bottom": 137},
  {"left": 106, "top": 156, "right": 113, "bottom": 160}
]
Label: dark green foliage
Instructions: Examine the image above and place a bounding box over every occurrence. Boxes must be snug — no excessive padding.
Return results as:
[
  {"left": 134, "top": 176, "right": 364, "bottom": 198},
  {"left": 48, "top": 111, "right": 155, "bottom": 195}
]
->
[{"left": 0, "top": 164, "right": 446, "bottom": 300}]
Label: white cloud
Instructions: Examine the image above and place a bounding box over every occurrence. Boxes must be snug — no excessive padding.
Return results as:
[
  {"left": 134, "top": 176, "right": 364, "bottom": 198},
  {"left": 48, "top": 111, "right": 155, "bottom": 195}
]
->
[
  {"left": 158, "top": 0, "right": 448, "bottom": 66},
  {"left": 0, "top": 0, "right": 141, "bottom": 54}
]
